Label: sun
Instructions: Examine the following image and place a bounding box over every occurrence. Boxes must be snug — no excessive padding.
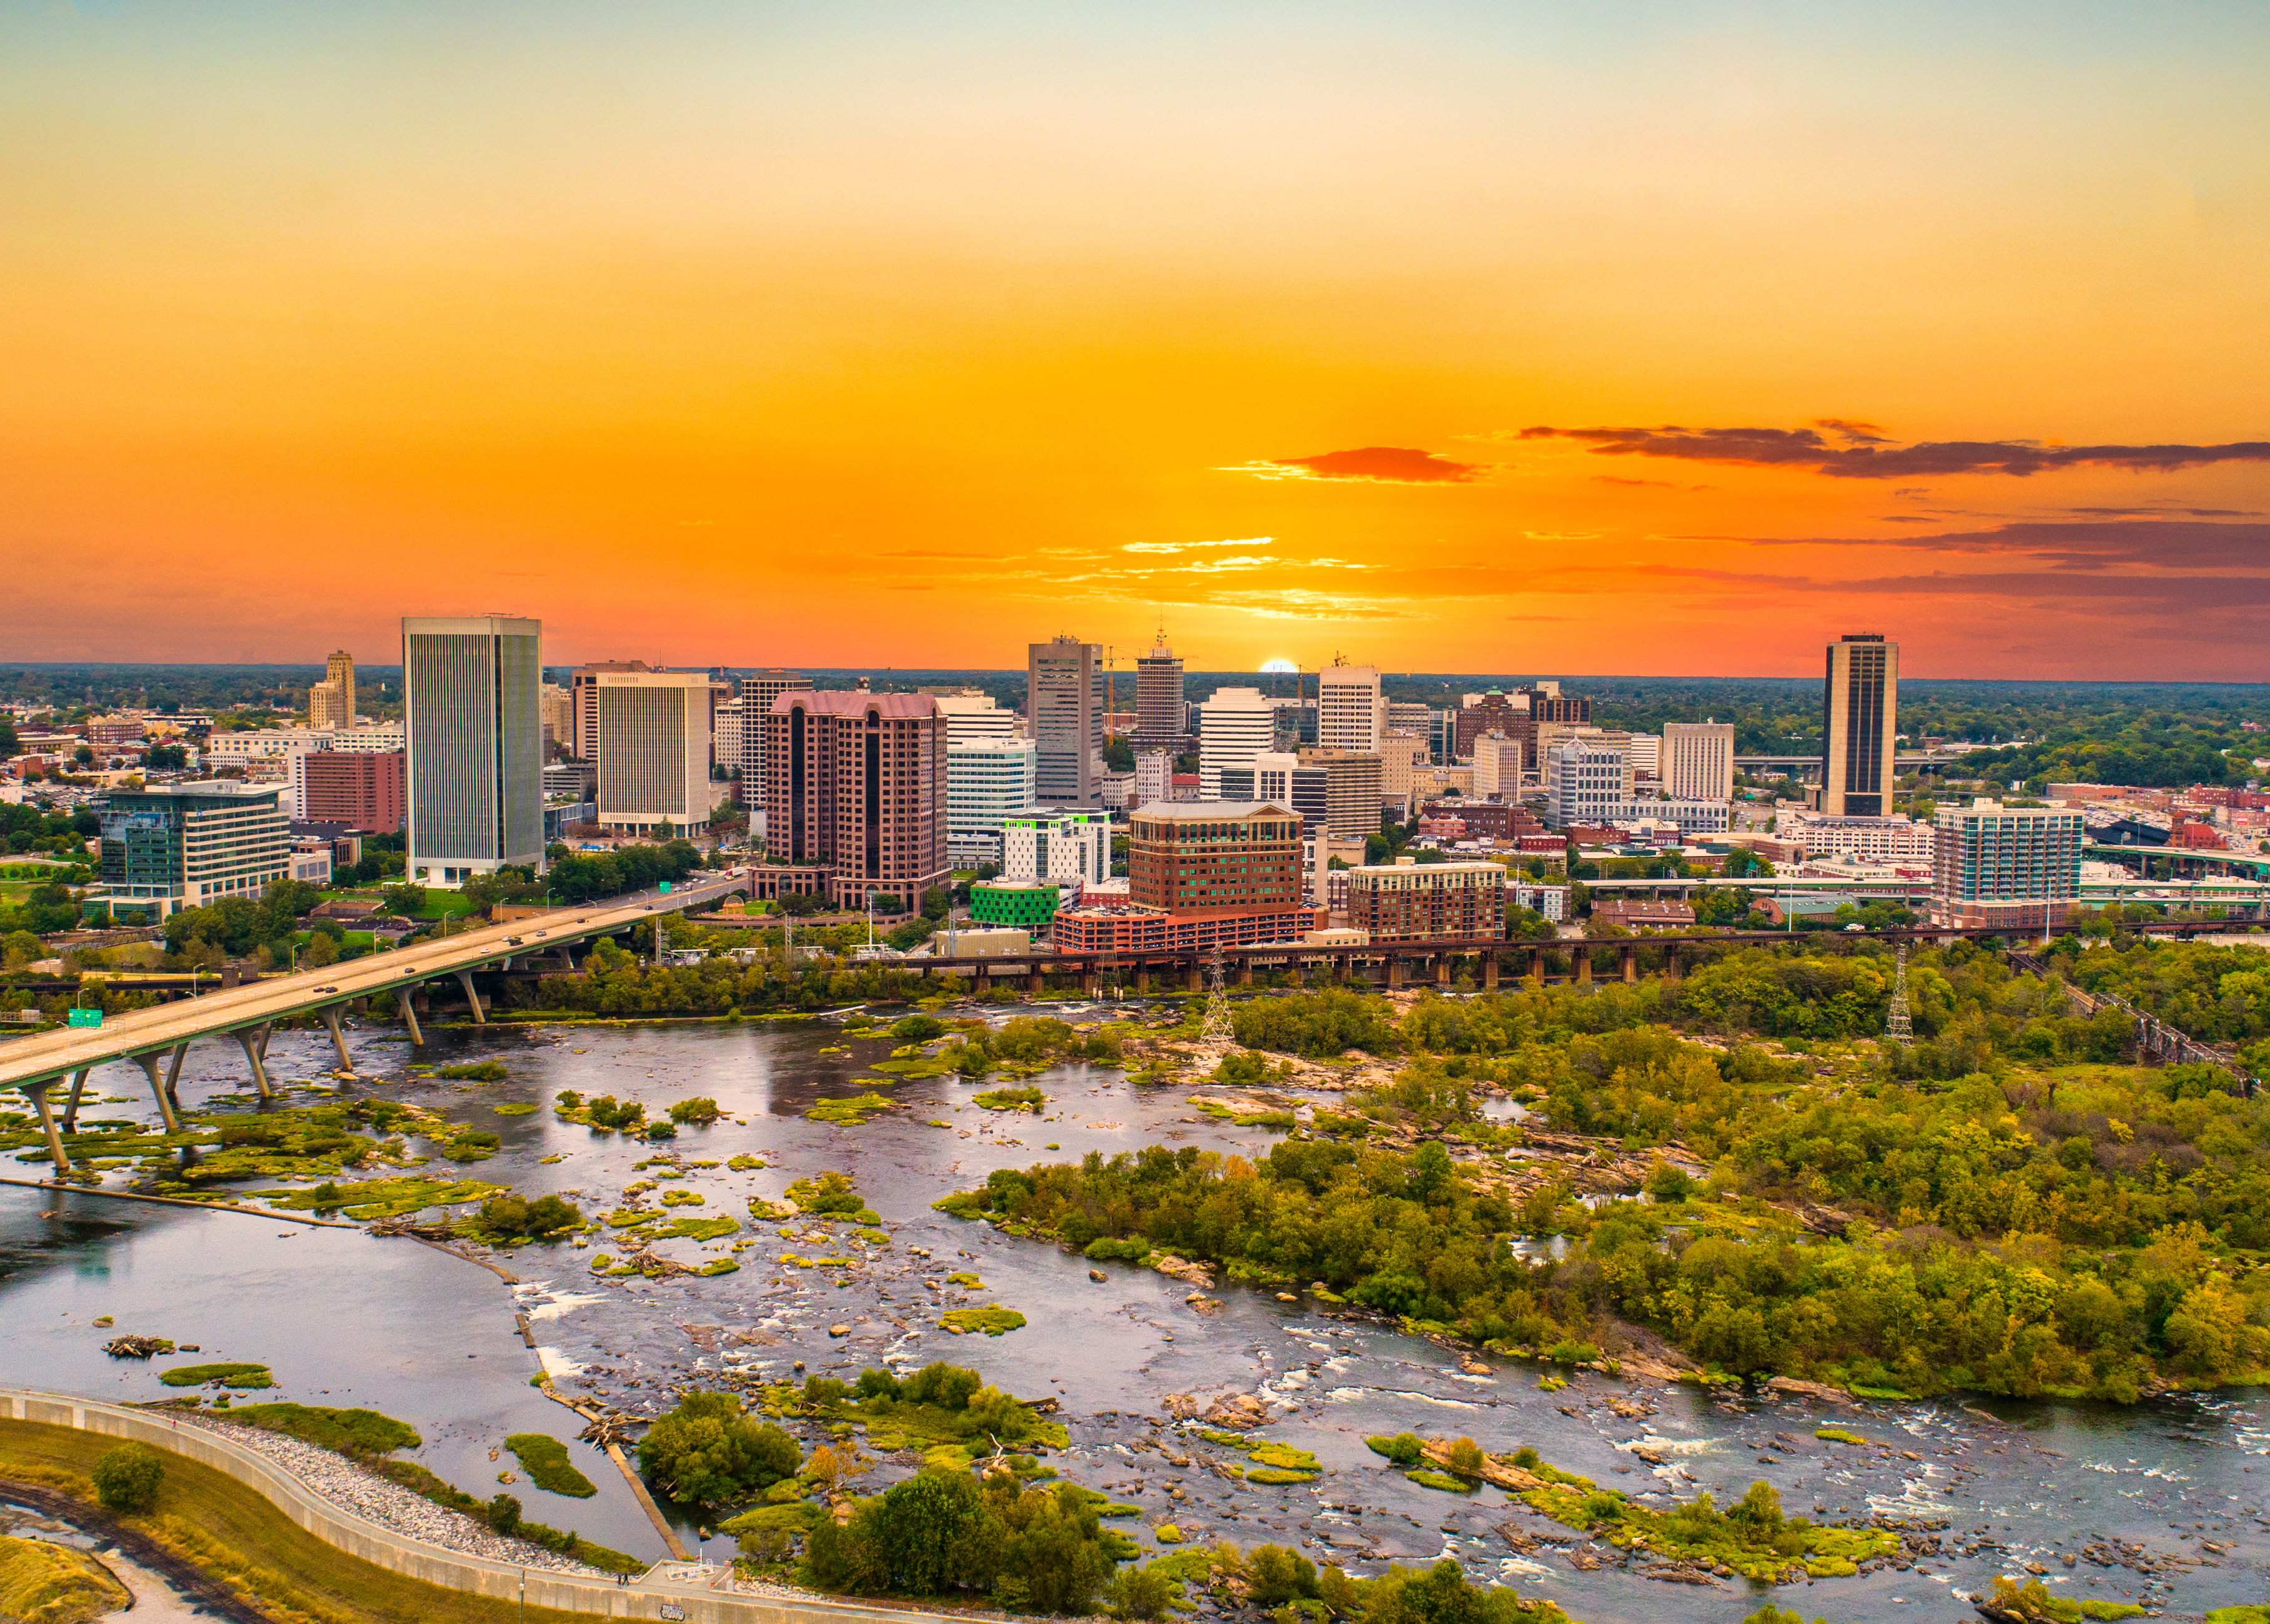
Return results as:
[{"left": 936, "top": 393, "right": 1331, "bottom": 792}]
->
[{"left": 1260, "top": 658, "right": 1298, "bottom": 674}]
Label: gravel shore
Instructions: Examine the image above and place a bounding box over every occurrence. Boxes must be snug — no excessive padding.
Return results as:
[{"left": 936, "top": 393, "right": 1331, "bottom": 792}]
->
[{"left": 168, "top": 1410, "right": 616, "bottom": 1577}]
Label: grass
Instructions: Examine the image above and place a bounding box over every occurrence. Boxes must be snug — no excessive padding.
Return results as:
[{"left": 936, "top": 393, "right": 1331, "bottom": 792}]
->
[
  {"left": 159, "top": 1363, "right": 272, "bottom": 1390},
  {"left": 217, "top": 1404, "right": 420, "bottom": 1457},
  {"left": 805, "top": 1093, "right": 895, "bottom": 1124},
  {"left": 0, "top": 1532, "right": 129, "bottom": 1624},
  {"left": 1406, "top": 1469, "right": 1473, "bottom": 1492},
  {"left": 492, "top": 1103, "right": 538, "bottom": 1117},
  {"left": 1814, "top": 1427, "right": 1871, "bottom": 1445},
  {"left": 940, "top": 1307, "right": 1027, "bottom": 1336},
  {"left": 0, "top": 1417, "right": 613, "bottom": 1624},
  {"left": 435, "top": 1061, "right": 508, "bottom": 1081},
  {"left": 972, "top": 1088, "right": 1046, "bottom": 1113},
  {"left": 503, "top": 1434, "right": 596, "bottom": 1499}
]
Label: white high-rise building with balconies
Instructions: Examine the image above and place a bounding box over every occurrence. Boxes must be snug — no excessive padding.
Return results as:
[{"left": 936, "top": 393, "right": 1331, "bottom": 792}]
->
[{"left": 1198, "top": 686, "right": 1278, "bottom": 798}]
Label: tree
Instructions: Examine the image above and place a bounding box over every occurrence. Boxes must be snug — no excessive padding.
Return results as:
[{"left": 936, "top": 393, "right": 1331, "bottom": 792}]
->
[
  {"left": 91, "top": 1442, "right": 164, "bottom": 1512},
  {"left": 872, "top": 1469, "right": 988, "bottom": 1593},
  {"left": 637, "top": 1390, "right": 802, "bottom": 1505}
]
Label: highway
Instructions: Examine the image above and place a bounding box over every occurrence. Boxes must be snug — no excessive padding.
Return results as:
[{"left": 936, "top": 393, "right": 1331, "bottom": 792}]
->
[{"left": 0, "top": 872, "right": 752, "bottom": 1104}]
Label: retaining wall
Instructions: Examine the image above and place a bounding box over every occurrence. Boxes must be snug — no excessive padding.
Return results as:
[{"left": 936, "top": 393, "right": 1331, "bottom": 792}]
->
[{"left": 0, "top": 1389, "right": 958, "bottom": 1624}]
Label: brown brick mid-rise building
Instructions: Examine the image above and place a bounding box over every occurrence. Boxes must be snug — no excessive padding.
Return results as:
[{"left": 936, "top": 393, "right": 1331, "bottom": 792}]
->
[
  {"left": 1421, "top": 799, "right": 1542, "bottom": 842},
  {"left": 1345, "top": 857, "right": 1507, "bottom": 942},
  {"left": 762, "top": 692, "right": 947, "bottom": 911},
  {"left": 299, "top": 749, "right": 406, "bottom": 832},
  {"left": 1129, "top": 801, "right": 1305, "bottom": 912}
]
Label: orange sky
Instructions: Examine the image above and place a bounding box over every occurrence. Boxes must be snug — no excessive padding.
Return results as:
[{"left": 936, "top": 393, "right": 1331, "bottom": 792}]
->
[{"left": 4, "top": 3, "right": 2268, "bottom": 679}]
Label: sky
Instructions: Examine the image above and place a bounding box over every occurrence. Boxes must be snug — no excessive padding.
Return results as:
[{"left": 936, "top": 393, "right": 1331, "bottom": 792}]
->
[{"left": 4, "top": 1, "right": 2268, "bottom": 679}]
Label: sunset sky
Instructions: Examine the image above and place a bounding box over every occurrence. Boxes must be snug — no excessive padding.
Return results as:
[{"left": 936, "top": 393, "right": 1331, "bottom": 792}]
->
[{"left": 4, "top": 2, "right": 2268, "bottom": 679}]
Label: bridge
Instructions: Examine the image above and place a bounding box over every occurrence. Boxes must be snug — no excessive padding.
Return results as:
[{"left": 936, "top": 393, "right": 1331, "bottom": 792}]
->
[
  {"left": 0, "top": 871, "right": 752, "bottom": 1169},
  {"left": 1734, "top": 754, "right": 1960, "bottom": 778}
]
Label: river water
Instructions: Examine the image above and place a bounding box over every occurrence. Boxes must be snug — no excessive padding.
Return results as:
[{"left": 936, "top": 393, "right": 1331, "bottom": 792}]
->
[{"left": 4, "top": 1008, "right": 2267, "bottom": 1623}]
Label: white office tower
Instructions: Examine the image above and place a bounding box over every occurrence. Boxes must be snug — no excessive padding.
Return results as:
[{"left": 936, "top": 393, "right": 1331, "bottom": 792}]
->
[
  {"left": 713, "top": 698, "right": 745, "bottom": 777},
  {"left": 1473, "top": 734, "right": 1524, "bottom": 795},
  {"left": 1002, "top": 810, "right": 1112, "bottom": 891},
  {"left": 595, "top": 671, "right": 712, "bottom": 835},
  {"left": 1316, "top": 664, "right": 1384, "bottom": 752},
  {"left": 1544, "top": 735, "right": 1634, "bottom": 829},
  {"left": 403, "top": 615, "right": 546, "bottom": 885},
  {"left": 1135, "top": 749, "right": 1173, "bottom": 807},
  {"left": 1664, "top": 721, "right": 1737, "bottom": 802},
  {"left": 1198, "top": 686, "right": 1277, "bottom": 797},
  {"left": 947, "top": 735, "right": 1039, "bottom": 868},
  {"left": 1626, "top": 734, "right": 1661, "bottom": 781},
  {"left": 934, "top": 692, "right": 1019, "bottom": 744}
]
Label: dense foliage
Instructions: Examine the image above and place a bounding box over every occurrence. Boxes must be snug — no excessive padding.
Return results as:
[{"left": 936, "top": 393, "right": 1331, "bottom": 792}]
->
[
  {"left": 543, "top": 840, "right": 703, "bottom": 904},
  {"left": 810, "top": 1470, "right": 1118, "bottom": 1612},
  {"left": 637, "top": 1391, "right": 802, "bottom": 1507},
  {"left": 89, "top": 1444, "right": 164, "bottom": 1513}
]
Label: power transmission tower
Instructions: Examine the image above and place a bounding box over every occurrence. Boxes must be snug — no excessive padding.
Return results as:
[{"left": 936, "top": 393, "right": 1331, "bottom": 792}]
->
[
  {"left": 1885, "top": 942, "right": 1913, "bottom": 1043},
  {"left": 1202, "top": 950, "right": 1235, "bottom": 1045}
]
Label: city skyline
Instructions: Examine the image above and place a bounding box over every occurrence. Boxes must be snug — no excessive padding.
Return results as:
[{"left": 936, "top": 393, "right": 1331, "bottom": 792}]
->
[{"left": 5, "top": 5, "right": 2268, "bottom": 679}]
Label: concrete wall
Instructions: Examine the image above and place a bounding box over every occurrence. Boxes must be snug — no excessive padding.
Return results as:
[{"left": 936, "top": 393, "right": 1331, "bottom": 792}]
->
[{"left": 0, "top": 1390, "right": 957, "bottom": 1624}]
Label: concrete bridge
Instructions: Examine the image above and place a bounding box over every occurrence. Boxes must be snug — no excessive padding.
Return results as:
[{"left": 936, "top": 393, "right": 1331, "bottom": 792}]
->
[{"left": 0, "top": 871, "right": 751, "bottom": 1169}]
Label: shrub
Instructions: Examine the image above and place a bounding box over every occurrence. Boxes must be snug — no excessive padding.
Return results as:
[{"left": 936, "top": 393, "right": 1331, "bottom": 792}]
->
[
  {"left": 668, "top": 1096, "right": 720, "bottom": 1126},
  {"left": 1445, "top": 1437, "right": 1484, "bottom": 1477},
  {"left": 488, "top": 1492, "right": 521, "bottom": 1533},
  {"left": 1108, "top": 1563, "right": 1177, "bottom": 1620},
  {"left": 1364, "top": 1433, "right": 1423, "bottom": 1466},
  {"left": 1248, "top": 1545, "right": 1318, "bottom": 1606},
  {"left": 636, "top": 1391, "right": 802, "bottom": 1506},
  {"left": 91, "top": 1443, "right": 163, "bottom": 1513}
]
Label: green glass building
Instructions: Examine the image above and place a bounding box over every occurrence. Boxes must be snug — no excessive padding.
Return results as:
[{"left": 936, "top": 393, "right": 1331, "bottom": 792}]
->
[{"left": 969, "top": 879, "right": 1060, "bottom": 928}]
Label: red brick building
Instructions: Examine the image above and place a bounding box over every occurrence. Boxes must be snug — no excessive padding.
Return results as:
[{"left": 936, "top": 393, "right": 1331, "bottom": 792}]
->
[
  {"left": 1421, "top": 799, "right": 1543, "bottom": 842},
  {"left": 1054, "top": 800, "right": 1315, "bottom": 952},
  {"left": 1345, "top": 858, "right": 1506, "bottom": 942},
  {"left": 300, "top": 749, "right": 406, "bottom": 832},
  {"left": 762, "top": 692, "right": 948, "bottom": 911}
]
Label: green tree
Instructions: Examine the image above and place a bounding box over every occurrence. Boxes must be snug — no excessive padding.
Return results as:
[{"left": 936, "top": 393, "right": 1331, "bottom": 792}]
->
[
  {"left": 637, "top": 1390, "right": 802, "bottom": 1505},
  {"left": 91, "top": 1443, "right": 164, "bottom": 1513}
]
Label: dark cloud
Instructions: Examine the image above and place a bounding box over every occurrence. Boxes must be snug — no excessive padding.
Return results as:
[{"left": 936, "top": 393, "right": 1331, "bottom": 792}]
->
[
  {"left": 1269, "top": 446, "right": 1484, "bottom": 483},
  {"left": 1519, "top": 423, "right": 2270, "bottom": 479},
  {"left": 1812, "top": 418, "right": 1892, "bottom": 444},
  {"left": 1739, "top": 517, "right": 2270, "bottom": 571}
]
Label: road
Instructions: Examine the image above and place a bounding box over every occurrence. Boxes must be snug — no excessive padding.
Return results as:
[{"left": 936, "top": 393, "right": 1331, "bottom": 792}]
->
[{"left": 0, "top": 872, "right": 751, "bottom": 1092}]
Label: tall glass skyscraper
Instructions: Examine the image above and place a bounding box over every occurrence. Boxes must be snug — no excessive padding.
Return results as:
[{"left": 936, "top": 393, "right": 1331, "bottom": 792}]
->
[
  {"left": 403, "top": 615, "right": 546, "bottom": 885},
  {"left": 1819, "top": 634, "right": 1898, "bottom": 816}
]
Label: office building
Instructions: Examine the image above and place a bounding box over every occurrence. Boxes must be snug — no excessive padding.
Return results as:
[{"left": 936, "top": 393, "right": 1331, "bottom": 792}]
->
[
  {"left": 1198, "top": 686, "right": 1277, "bottom": 798},
  {"left": 570, "top": 661, "right": 652, "bottom": 762},
  {"left": 1473, "top": 734, "right": 1524, "bottom": 796},
  {"left": 1792, "top": 814, "right": 1934, "bottom": 865},
  {"left": 204, "top": 727, "right": 336, "bottom": 765},
  {"left": 308, "top": 679, "right": 349, "bottom": 731},
  {"left": 1932, "top": 798, "right": 2084, "bottom": 929},
  {"left": 96, "top": 782, "right": 291, "bottom": 920},
  {"left": 404, "top": 615, "right": 546, "bottom": 885},
  {"left": 1380, "top": 730, "right": 1428, "bottom": 815},
  {"left": 739, "top": 669, "right": 812, "bottom": 791},
  {"left": 325, "top": 649, "right": 357, "bottom": 724},
  {"left": 761, "top": 691, "right": 948, "bottom": 910},
  {"left": 713, "top": 697, "right": 745, "bottom": 779},
  {"left": 596, "top": 670, "right": 712, "bottom": 835},
  {"left": 1220, "top": 752, "right": 1328, "bottom": 836},
  {"left": 1268, "top": 695, "right": 1319, "bottom": 749},
  {"left": 1316, "top": 664, "right": 1384, "bottom": 752},
  {"left": 1346, "top": 857, "right": 1507, "bottom": 943},
  {"left": 1299, "top": 747, "right": 1385, "bottom": 841},
  {"left": 1503, "top": 684, "right": 1592, "bottom": 771},
  {"left": 1820, "top": 634, "right": 1898, "bottom": 816},
  {"left": 1386, "top": 702, "right": 1434, "bottom": 752},
  {"left": 1664, "top": 722, "right": 1737, "bottom": 802},
  {"left": 294, "top": 749, "right": 407, "bottom": 832},
  {"left": 540, "top": 682, "right": 573, "bottom": 757},
  {"left": 1029, "top": 635, "right": 1103, "bottom": 806},
  {"left": 1454, "top": 689, "right": 1527, "bottom": 759},
  {"left": 1135, "top": 631, "right": 1185, "bottom": 746},
  {"left": 1055, "top": 801, "right": 1312, "bottom": 952},
  {"left": 1002, "top": 810, "right": 1110, "bottom": 891},
  {"left": 934, "top": 692, "right": 1018, "bottom": 744},
  {"left": 1626, "top": 734, "right": 1661, "bottom": 780},
  {"left": 969, "top": 880, "right": 1062, "bottom": 930},
  {"left": 1135, "top": 749, "right": 1174, "bottom": 808},
  {"left": 948, "top": 735, "right": 1039, "bottom": 868},
  {"left": 1586, "top": 799, "right": 1731, "bottom": 835},
  {"left": 330, "top": 724, "right": 405, "bottom": 752},
  {"left": 1544, "top": 736, "right": 1634, "bottom": 829}
]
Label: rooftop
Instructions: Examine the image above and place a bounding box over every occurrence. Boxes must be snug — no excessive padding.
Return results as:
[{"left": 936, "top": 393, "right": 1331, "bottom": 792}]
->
[
  {"left": 1131, "top": 800, "right": 1296, "bottom": 820},
  {"left": 767, "top": 691, "right": 940, "bottom": 720}
]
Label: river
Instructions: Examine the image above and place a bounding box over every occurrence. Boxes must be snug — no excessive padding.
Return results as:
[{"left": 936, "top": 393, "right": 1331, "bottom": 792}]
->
[{"left": 2, "top": 1006, "right": 2265, "bottom": 1622}]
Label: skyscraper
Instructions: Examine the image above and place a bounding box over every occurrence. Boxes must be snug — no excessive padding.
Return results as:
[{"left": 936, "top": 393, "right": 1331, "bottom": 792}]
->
[
  {"left": 762, "top": 691, "right": 948, "bottom": 910},
  {"left": 1027, "top": 636, "right": 1102, "bottom": 807},
  {"left": 1316, "top": 663, "right": 1383, "bottom": 752},
  {"left": 403, "top": 616, "right": 546, "bottom": 884},
  {"left": 325, "top": 649, "right": 356, "bottom": 724},
  {"left": 1135, "top": 629, "right": 1185, "bottom": 746},
  {"left": 1197, "top": 686, "right": 1276, "bottom": 798},
  {"left": 1664, "top": 721, "right": 1737, "bottom": 802},
  {"left": 738, "top": 669, "right": 813, "bottom": 791},
  {"left": 571, "top": 660, "right": 653, "bottom": 761},
  {"left": 595, "top": 670, "right": 713, "bottom": 835},
  {"left": 1820, "top": 634, "right": 1898, "bottom": 816},
  {"left": 1932, "top": 798, "right": 2083, "bottom": 929}
]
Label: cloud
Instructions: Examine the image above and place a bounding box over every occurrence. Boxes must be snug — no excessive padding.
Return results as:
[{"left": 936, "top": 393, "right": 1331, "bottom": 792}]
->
[
  {"left": 1589, "top": 474, "right": 1711, "bottom": 491},
  {"left": 1739, "top": 516, "right": 2270, "bottom": 571},
  {"left": 1122, "top": 537, "right": 1273, "bottom": 554},
  {"left": 1233, "top": 446, "right": 1486, "bottom": 484},
  {"left": 1518, "top": 423, "right": 2270, "bottom": 479}
]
